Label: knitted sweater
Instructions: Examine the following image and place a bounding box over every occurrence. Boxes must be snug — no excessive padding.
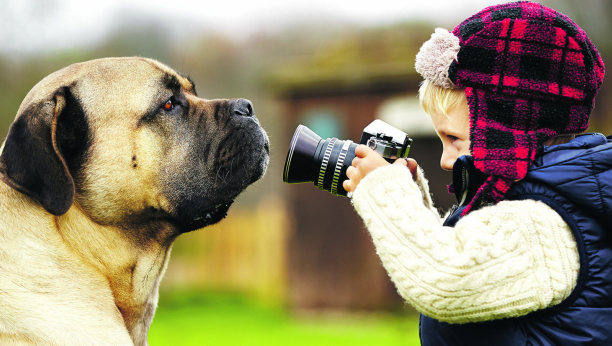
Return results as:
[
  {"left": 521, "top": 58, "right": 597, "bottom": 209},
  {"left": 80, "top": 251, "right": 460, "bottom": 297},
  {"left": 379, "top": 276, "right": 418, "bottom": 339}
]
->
[{"left": 351, "top": 164, "right": 579, "bottom": 324}]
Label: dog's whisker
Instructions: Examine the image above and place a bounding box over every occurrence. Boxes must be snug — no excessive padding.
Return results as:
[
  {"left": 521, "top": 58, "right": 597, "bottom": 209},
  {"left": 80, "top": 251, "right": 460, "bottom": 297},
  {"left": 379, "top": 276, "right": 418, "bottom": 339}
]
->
[
  {"left": 223, "top": 168, "right": 231, "bottom": 184},
  {"left": 215, "top": 166, "right": 223, "bottom": 183}
]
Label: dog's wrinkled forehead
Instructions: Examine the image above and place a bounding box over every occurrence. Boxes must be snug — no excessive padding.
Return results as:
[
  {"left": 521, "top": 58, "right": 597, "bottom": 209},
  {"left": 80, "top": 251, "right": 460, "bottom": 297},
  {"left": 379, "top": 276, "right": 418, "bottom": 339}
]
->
[
  {"left": 18, "top": 57, "right": 195, "bottom": 120},
  {"left": 149, "top": 59, "right": 197, "bottom": 96},
  {"left": 77, "top": 58, "right": 196, "bottom": 120}
]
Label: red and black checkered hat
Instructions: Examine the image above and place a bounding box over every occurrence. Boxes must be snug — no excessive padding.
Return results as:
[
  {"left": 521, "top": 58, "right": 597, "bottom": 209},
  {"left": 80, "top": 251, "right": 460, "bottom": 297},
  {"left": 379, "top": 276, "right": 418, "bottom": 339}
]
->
[{"left": 416, "top": 1, "right": 605, "bottom": 214}]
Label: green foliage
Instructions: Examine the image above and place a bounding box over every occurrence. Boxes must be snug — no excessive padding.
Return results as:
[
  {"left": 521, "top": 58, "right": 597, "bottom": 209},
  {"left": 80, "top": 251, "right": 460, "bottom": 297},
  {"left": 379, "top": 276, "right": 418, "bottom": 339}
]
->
[{"left": 149, "top": 291, "right": 420, "bottom": 346}]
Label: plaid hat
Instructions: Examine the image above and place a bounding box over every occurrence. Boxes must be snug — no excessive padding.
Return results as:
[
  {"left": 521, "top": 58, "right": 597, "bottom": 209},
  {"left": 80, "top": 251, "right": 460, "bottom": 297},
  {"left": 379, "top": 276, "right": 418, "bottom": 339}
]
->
[{"left": 416, "top": 1, "right": 605, "bottom": 214}]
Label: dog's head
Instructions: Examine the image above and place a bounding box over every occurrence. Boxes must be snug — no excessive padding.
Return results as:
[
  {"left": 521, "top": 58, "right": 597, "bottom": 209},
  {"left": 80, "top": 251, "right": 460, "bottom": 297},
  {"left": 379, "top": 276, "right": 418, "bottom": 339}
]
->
[{"left": 0, "top": 57, "right": 269, "bottom": 232}]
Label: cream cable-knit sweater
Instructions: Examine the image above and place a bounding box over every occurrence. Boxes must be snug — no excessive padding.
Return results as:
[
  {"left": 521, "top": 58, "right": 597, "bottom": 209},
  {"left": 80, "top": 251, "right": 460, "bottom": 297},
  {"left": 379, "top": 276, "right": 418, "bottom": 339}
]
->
[{"left": 351, "top": 164, "right": 580, "bottom": 324}]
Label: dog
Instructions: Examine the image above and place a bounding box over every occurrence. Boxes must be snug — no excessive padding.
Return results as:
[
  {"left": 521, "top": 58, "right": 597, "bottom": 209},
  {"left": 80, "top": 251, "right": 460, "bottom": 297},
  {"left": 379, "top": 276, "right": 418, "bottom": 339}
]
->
[{"left": 0, "top": 57, "right": 269, "bottom": 345}]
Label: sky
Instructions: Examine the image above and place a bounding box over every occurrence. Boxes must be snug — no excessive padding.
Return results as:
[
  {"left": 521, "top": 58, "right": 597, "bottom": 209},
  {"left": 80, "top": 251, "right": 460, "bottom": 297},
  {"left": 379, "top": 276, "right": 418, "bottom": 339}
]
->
[{"left": 0, "top": 0, "right": 511, "bottom": 54}]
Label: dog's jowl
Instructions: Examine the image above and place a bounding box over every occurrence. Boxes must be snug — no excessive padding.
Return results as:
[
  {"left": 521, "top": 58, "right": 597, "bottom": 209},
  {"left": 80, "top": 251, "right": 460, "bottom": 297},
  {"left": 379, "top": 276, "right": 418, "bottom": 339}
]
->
[{"left": 0, "top": 57, "right": 269, "bottom": 346}]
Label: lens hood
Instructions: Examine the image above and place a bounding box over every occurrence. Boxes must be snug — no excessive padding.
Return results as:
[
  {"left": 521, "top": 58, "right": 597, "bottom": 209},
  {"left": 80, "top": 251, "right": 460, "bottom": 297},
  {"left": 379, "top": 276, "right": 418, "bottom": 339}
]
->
[{"left": 283, "top": 125, "right": 322, "bottom": 184}]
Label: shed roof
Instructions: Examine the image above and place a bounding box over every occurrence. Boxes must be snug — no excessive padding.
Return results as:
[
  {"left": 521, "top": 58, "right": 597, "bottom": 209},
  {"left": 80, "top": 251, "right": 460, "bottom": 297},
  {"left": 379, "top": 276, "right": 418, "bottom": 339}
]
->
[{"left": 268, "top": 24, "right": 429, "bottom": 97}]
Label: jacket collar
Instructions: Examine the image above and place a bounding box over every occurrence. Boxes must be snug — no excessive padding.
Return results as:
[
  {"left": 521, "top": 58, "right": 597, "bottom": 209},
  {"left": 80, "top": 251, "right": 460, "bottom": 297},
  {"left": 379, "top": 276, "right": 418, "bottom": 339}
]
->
[{"left": 451, "top": 155, "right": 489, "bottom": 206}]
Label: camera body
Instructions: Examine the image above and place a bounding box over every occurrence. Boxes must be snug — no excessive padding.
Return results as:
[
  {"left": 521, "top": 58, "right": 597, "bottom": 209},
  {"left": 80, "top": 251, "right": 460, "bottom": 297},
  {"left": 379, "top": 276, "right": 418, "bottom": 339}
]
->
[
  {"left": 283, "top": 119, "right": 412, "bottom": 197},
  {"left": 360, "top": 120, "right": 412, "bottom": 162}
]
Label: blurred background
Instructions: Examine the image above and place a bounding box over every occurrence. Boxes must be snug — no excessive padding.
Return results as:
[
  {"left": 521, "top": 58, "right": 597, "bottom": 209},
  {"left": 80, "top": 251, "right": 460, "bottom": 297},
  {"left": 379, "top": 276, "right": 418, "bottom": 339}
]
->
[{"left": 1, "top": 0, "right": 610, "bottom": 344}]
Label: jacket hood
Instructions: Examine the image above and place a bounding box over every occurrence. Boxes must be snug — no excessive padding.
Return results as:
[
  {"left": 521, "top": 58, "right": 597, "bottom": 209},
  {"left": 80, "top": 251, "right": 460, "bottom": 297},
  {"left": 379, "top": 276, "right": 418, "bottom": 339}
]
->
[{"left": 527, "top": 133, "right": 612, "bottom": 226}]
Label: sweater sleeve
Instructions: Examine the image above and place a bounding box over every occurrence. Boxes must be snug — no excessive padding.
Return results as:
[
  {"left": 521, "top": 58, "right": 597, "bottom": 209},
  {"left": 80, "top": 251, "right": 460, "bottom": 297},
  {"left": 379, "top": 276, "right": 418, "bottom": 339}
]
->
[
  {"left": 351, "top": 164, "right": 580, "bottom": 324},
  {"left": 413, "top": 165, "right": 442, "bottom": 221}
]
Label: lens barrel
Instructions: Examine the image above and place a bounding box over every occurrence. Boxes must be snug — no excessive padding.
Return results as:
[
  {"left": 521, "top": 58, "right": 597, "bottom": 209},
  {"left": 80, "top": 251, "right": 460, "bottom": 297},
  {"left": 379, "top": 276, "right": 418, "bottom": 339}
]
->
[{"left": 283, "top": 125, "right": 357, "bottom": 197}]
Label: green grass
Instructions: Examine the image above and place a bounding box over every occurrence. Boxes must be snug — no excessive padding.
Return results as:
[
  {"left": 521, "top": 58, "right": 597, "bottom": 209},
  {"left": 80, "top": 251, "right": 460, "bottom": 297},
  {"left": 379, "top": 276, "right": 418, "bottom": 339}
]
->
[{"left": 148, "top": 293, "right": 421, "bottom": 346}]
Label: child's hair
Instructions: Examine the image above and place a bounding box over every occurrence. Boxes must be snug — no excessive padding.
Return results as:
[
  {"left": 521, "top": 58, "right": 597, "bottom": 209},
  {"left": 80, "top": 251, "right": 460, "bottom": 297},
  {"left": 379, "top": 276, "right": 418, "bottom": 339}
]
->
[{"left": 418, "top": 79, "right": 466, "bottom": 117}]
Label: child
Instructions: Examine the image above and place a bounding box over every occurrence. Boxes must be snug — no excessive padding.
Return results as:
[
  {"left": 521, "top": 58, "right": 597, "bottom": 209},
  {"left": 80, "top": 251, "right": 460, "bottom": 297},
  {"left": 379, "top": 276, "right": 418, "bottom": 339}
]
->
[{"left": 342, "top": 2, "right": 610, "bottom": 345}]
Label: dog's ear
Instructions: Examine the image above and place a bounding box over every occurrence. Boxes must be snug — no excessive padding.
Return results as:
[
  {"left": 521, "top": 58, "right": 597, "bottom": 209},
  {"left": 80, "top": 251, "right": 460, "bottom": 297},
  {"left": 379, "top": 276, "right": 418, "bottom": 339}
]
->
[{"left": 0, "top": 87, "right": 76, "bottom": 216}]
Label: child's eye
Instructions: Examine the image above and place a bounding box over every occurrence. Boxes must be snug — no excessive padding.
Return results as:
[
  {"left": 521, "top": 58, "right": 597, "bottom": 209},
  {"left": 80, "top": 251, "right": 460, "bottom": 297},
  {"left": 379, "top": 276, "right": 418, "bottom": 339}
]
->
[{"left": 448, "top": 135, "right": 459, "bottom": 142}]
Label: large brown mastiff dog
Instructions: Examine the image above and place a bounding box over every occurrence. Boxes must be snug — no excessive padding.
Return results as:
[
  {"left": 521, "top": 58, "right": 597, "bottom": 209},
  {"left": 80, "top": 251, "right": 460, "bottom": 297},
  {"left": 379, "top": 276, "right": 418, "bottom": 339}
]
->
[{"left": 0, "top": 57, "right": 269, "bottom": 345}]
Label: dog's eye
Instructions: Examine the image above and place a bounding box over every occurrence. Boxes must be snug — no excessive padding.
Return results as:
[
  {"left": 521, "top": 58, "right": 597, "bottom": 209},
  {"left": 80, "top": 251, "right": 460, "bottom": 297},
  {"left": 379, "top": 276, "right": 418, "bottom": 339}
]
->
[{"left": 163, "top": 98, "right": 175, "bottom": 111}]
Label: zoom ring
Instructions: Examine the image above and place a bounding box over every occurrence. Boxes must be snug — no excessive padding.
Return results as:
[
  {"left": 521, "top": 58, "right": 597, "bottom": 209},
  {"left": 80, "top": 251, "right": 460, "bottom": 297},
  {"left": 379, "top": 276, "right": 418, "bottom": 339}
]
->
[
  {"left": 317, "top": 138, "right": 337, "bottom": 190},
  {"left": 331, "top": 140, "right": 353, "bottom": 196}
]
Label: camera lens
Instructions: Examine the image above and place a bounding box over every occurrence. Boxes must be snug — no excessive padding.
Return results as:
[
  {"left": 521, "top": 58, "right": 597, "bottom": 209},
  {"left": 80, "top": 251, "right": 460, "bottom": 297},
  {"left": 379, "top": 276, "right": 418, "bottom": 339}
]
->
[{"left": 283, "top": 125, "right": 358, "bottom": 197}]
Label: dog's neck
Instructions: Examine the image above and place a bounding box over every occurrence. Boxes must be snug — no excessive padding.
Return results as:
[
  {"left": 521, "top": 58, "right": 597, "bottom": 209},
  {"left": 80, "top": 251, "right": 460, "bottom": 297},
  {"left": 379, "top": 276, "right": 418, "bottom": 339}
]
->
[
  {"left": 55, "top": 203, "right": 177, "bottom": 345},
  {"left": 0, "top": 182, "right": 176, "bottom": 345}
]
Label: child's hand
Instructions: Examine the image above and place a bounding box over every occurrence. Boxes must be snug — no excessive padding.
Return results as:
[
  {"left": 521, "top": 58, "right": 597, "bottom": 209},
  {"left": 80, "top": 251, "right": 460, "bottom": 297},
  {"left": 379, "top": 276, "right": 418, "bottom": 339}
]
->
[{"left": 343, "top": 145, "right": 418, "bottom": 194}]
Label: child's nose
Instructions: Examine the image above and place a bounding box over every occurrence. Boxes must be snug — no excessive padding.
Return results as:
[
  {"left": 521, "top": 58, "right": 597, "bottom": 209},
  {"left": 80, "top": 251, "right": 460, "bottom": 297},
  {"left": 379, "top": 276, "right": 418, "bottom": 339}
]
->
[{"left": 440, "top": 149, "right": 455, "bottom": 171}]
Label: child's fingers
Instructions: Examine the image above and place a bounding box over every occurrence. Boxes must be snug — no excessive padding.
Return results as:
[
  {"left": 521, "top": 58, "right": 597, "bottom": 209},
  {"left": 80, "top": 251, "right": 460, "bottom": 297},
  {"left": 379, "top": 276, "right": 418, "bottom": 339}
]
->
[
  {"left": 354, "top": 144, "right": 374, "bottom": 158},
  {"left": 393, "top": 158, "right": 408, "bottom": 167},
  {"left": 393, "top": 158, "right": 419, "bottom": 181},
  {"left": 343, "top": 178, "right": 354, "bottom": 193},
  {"left": 345, "top": 165, "right": 365, "bottom": 193},
  {"left": 406, "top": 159, "right": 419, "bottom": 172},
  {"left": 346, "top": 165, "right": 355, "bottom": 179},
  {"left": 406, "top": 158, "right": 419, "bottom": 180},
  {"left": 345, "top": 144, "right": 393, "bottom": 194}
]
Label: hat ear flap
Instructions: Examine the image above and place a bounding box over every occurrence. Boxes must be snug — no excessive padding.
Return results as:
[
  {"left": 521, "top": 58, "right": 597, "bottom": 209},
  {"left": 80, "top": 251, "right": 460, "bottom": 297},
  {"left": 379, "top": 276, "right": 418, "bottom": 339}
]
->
[{"left": 0, "top": 88, "right": 75, "bottom": 216}]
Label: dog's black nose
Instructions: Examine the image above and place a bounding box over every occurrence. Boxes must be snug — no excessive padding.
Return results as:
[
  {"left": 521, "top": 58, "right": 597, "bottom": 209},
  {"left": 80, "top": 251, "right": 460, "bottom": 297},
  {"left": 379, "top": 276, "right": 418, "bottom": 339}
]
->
[{"left": 229, "top": 99, "right": 254, "bottom": 117}]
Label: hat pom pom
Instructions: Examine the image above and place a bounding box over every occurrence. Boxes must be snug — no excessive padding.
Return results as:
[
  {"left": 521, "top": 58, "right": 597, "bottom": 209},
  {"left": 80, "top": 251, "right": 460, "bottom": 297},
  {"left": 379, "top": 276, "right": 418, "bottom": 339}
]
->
[{"left": 415, "top": 28, "right": 460, "bottom": 89}]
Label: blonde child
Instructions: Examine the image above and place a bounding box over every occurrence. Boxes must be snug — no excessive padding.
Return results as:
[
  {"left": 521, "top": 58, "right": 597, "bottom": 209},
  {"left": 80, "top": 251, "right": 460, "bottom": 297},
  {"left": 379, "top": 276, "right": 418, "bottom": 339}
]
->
[{"left": 343, "top": 2, "right": 610, "bottom": 345}]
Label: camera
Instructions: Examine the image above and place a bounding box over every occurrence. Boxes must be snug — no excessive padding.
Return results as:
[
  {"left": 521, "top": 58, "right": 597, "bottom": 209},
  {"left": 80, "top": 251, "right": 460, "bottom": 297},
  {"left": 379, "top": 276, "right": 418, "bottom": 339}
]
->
[{"left": 283, "top": 119, "right": 412, "bottom": 197}]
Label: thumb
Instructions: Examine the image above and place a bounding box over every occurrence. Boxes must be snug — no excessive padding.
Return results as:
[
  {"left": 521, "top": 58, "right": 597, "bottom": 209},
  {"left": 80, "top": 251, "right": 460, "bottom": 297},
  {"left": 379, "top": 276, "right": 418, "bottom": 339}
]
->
[
  {"left": 393, "top": 158, "right": 408, "bottom": 167},
  {"left": 406, "top": 158, "right": 418, "bottom": 181}
]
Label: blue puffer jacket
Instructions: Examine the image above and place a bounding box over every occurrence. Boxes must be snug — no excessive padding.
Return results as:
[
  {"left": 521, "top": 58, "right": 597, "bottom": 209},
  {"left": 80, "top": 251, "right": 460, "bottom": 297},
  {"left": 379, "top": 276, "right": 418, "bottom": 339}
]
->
[{"left": 420, "top": 133, "right": 612, "bottom": 346}]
